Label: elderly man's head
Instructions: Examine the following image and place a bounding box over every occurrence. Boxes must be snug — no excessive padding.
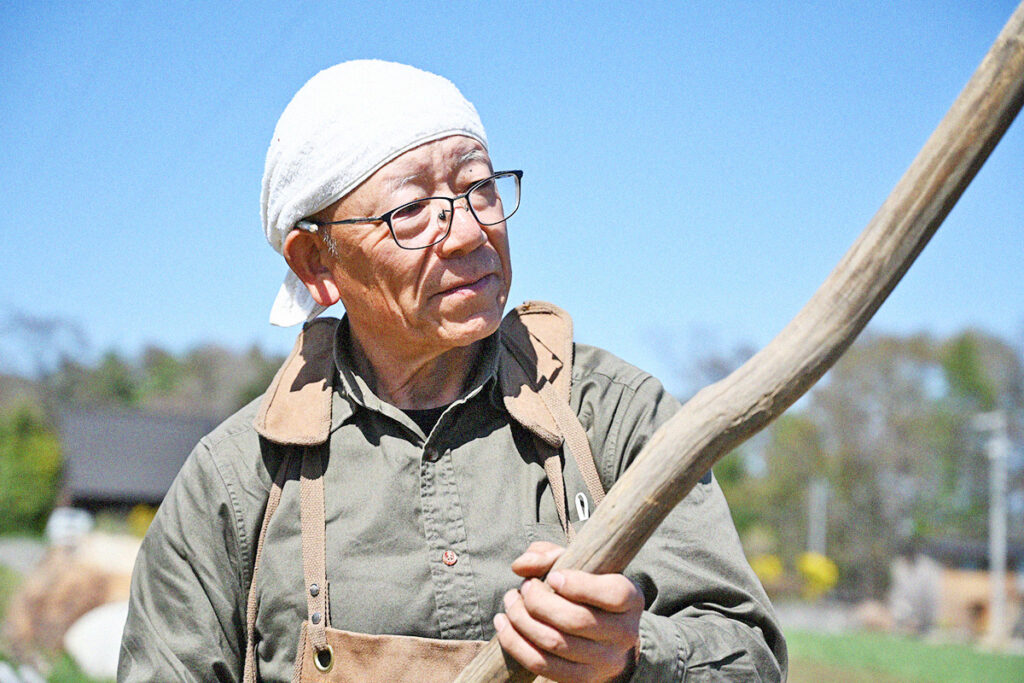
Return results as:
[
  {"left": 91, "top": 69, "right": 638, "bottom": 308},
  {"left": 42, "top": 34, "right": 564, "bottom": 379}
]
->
[{"left": 262, "top": 61, "right": 514, "bottom": 358}]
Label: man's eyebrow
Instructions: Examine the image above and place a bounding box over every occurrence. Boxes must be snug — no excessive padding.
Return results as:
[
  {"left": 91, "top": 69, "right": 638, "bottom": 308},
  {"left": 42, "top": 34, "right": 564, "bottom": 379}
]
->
[
  {"left": 457, "top": 148, "right": 492, "bottom": 169},
  {"left": 384, "top": 173, "right": 421, "bottom": 196}
]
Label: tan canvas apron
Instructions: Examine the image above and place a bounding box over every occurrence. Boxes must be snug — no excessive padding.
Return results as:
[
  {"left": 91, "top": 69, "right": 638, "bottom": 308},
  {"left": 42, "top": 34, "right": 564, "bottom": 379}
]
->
[{"left": 242, "top": 302, "right": 606, "bottom": 682}]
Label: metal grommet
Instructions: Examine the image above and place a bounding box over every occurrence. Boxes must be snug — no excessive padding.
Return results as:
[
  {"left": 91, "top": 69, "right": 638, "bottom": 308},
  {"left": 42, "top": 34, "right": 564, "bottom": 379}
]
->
[
  {"left": 311, "top": 612, "right": 321, "bottom": 625},
  {"left": 309, "top": 583, "right": 319, "bottom": 597},
  {"left": 314, "top": 644, "right": 334, "bottom": 673}
]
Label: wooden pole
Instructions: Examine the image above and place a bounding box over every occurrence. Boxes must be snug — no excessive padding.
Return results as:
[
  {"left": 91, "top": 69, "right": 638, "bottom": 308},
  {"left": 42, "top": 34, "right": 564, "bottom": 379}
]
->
[{"left": 455, "top": 3, "right": 1024, "bottom": 682}]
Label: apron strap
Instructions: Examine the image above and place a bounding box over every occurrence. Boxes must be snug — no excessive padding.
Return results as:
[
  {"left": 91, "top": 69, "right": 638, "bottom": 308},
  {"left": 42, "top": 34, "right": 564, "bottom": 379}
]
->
[
  {"left": 537, "top": 381, "right": 605, "bottom": 507},
  {"left": 300, "top": 446, "right": 331, "bottom": 653},
  {"left": 542, "top": 450, "right": 574, "bottom": 542},
  {"left": 243, "top": 451, "right": 292, "bottom": 683},
  {"left": 245, "top": 384, "right": 601, "bottom": 679}
]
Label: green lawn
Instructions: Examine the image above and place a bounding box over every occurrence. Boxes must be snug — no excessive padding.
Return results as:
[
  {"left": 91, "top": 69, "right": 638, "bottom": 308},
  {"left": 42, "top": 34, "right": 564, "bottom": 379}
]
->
[{"left": 786, "top": 628, "right": 1024, "bottom": 683}]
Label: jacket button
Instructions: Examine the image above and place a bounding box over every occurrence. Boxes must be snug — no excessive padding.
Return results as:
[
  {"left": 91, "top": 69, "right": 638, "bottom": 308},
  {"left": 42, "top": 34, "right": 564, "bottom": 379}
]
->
[
  {"left": 442, "top": 550, "right": 458, "bottom": 566},
  {"left": 311, "top": 612, "right": 321, "bottom": 625},
  {"left": 309, "top": 584, "right": 319, "bottom": 597},
  {"left": 424, "top": 446, "right": 441, "bottom": 462}
]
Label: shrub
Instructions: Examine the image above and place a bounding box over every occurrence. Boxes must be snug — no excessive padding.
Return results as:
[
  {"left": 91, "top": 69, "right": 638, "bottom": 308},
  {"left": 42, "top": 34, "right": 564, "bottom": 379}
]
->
[{"left": 0, "top": 405, "right": 62, "bottom": 535}]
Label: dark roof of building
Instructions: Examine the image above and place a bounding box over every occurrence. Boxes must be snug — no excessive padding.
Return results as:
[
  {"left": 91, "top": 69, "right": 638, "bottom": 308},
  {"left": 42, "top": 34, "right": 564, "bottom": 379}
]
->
[{"left": 57, "top": 409, "right": 219, "bottom": 505}]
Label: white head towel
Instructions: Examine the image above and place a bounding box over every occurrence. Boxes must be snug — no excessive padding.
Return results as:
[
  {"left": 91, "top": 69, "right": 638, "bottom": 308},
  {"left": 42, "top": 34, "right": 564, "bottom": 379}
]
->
[{"left": 261, "top": 60, "right": 488, "bottom": 327}]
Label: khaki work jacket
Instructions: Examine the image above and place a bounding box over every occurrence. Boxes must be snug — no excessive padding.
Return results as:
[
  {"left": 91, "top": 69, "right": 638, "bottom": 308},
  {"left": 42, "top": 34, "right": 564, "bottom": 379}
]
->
[{"left": 119, "top": 305, "right": 786, "bottom": 682}]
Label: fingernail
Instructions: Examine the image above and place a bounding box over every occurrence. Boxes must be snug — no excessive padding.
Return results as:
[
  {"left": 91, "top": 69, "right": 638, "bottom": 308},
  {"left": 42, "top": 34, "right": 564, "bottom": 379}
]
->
[
  {"left": 494, "top": 613, "right": 508, "bottom": 632},
  {"left": 519, "top": 552, "right": 539, "bottom": 564},
  {"left": 503, "top": 590, "right": 517, "bottom": 609},
  {"left": 548, "top": 571, "right": 564, "bottom": 590},
  {"left": 520, "top": 580, "right": 532, "bottom": 596}
]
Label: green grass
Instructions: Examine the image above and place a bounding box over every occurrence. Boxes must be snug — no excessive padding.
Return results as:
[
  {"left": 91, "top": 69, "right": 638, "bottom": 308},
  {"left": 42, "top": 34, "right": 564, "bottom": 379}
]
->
[
  {"left": 0, "top": 650, "right": 111, "bottom": 683},
  {"left": 47, "top": 653, "right": 113, "bottom": 683},
  {"left": 786, "top": 628, "right": 1024, "bottom": 683}
]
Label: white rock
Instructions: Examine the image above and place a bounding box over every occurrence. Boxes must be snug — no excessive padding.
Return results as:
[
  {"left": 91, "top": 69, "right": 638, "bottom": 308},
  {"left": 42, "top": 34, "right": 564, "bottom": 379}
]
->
[
  {"left": 44, "top": 507, "right": 94, "bottom": 546},
  {"left": 76, "top": 533, "right": 141, "bottom": 576},
  {"left": 63, "top": 600, "right": 129, "bottom": 680},
  {"left": 0, "top": 662, "right": 20, "bottom": 683},
  {"left": 16, "top": 666, "right": 44, "bottom": 683},
  {"left": 0, "top": 662, "right": 44, "bottom": 683}
]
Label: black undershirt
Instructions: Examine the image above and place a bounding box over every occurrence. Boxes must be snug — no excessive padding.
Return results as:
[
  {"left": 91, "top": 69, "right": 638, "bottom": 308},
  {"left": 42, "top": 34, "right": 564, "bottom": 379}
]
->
[{"left": 402, "top": 405, "right": 449, "bottom": 435}]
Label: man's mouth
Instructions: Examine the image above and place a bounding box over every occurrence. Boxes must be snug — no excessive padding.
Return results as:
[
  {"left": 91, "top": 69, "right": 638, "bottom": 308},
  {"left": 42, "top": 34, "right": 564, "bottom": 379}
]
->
[{"left": 437, "top": 273, "right": 497, "bottom": 297}]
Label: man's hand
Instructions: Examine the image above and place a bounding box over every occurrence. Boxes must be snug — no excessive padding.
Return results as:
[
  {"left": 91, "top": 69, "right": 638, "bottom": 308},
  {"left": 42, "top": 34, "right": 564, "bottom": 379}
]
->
[{"left": 493, "top": 541, "right": 644, "bottom": 683}]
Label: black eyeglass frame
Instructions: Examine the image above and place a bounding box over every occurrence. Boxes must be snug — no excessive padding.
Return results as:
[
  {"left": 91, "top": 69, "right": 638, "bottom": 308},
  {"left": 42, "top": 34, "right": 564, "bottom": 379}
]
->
[{"left": 295, "top": 170, "right": 523, "bottom": 250}]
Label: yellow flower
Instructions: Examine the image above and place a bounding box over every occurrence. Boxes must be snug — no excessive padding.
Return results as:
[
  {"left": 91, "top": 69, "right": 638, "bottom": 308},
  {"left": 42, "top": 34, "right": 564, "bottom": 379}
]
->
[
  {"left": 750, "top": 554, "right": 784, "bottom": 585},
  {"left": 797, "top": 552, "right": 838, "bottom": 599},
  {"left": 128, "top": 504, "right": 157, "bottom": 537}
]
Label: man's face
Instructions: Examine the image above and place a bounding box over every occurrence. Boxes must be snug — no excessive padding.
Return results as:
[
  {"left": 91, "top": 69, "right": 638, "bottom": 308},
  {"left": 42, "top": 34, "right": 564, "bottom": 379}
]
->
[{"left": 314, "top": 135, "right": 512, "bottom": 358}]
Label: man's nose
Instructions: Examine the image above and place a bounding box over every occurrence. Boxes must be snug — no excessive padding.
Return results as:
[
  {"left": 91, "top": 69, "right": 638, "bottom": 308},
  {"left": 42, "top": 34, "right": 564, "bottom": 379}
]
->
[{"left": 437, "top": 197, "right": 486, "bottom": 256}]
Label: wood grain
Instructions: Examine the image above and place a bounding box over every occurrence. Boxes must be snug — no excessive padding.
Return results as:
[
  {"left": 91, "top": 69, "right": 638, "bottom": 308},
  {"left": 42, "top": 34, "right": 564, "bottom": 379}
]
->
[{"left": 455, "top": 4, "right": 1024, "bottom": 682}]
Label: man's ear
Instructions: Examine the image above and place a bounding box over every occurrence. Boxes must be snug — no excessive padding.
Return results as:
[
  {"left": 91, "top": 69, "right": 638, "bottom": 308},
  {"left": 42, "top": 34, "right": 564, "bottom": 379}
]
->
[{"left": 283, "top": 229, "right": 342, "bottom": 307}]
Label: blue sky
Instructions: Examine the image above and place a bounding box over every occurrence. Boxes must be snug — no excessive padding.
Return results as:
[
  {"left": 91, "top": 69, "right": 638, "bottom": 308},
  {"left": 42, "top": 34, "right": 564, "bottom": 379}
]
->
[{"left": 1, "top": 1, "right": 1021, "bottom": 393}]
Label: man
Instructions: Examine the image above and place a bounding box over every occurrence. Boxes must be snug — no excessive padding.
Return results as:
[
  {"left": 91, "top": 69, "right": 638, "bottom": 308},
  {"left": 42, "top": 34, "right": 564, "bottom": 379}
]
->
[{"left": 120, "top": 60, "right": 785, "bottom": 682}]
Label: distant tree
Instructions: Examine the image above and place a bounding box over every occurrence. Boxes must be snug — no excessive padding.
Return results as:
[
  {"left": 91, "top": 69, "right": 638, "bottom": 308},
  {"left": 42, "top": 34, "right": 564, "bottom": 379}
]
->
[
  {"left": 91, "top": 351, "right": 140, "bottom": 406},
  {"left": 668, "top": 326, "right": 1024, "bottom": 600},
  {"left": 941, "top": 330, "right": 1023, "bottom": 412},
  {"left": 942, "top": 333, "right": 998, "bottom": 410},
  {"left": 760, "top": 414, "right": 829, "bottom": 563},
  {"left": 233, "top": 346, "right": 283, "bottom": 411},
  {"left": 713, "top": 449, "right": 759, "bottom": 539},
  {"left": 0, "top": 310, "right": 87, "bottom": 379},
  {"left": 807, "top": 333, "right": 957, "bottom": 597},
  {"left": 49, "top": 350, "right": 140, "bottom": 408},
  {"left": 0, "top": 405, "right": 62, "bottom": 534},
  {"left": 140, "top": 346, "right": 183, "bottom": 397},
  {"left": 41, "top": 341, "right": 285, "bottom": 417}
]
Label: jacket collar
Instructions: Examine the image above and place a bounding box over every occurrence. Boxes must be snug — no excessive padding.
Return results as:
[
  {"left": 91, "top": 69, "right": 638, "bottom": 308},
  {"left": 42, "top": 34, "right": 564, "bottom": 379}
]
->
[{"left": 254, "top": 302, "right": 572, "bottom": 449}]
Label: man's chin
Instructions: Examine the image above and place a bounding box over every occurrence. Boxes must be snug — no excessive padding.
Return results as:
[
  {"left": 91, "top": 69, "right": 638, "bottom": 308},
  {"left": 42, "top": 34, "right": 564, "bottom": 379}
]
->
[{"left": 436, "top": 300, "right": 506, "bottom": 347}]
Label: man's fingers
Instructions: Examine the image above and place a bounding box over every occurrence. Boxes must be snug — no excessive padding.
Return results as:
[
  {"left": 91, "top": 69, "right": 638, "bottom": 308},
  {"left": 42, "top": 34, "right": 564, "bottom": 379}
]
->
[
  {"left": 511, "top": 541, "right": 565, "bottom": 578},
  {"left": 493, "top": 611, "right": 618, "bottom": 683},
  {"left": 547, "top": 569, "right": 645, "bottom": 614},
  {"left": 502, "top": 547, "right": 640, "bottom": 681},
  {"left": 489, "top": 610, "right": 618, "bottom": 683},
  {"left": 501, "top": 589, "right": 609, "bottom": 664},
  {"left": 518, "top": 578, "right": 638, "bottom": 647}
]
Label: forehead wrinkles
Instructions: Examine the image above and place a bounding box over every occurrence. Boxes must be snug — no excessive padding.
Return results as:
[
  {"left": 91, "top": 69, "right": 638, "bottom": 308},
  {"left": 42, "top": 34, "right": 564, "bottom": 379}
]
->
[{"left": 381, "top": 144, "right": 491, "bottom": 197}]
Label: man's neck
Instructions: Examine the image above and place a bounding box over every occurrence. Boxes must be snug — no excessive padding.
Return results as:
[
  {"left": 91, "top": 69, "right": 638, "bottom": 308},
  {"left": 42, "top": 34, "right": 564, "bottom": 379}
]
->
[{"left": 346, "top": 325, "right": 484, "bottom": 410}]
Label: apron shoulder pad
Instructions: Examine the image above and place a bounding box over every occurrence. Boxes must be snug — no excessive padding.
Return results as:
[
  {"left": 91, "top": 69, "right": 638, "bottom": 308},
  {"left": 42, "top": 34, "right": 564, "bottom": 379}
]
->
[{"left": 253, "top": 317, "right": 340, "bottom": 446}]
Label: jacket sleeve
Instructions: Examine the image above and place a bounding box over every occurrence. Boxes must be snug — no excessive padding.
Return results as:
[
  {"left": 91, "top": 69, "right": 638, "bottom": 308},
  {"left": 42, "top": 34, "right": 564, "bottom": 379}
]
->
[
  {"left": 118, "top": 440, "right": 249, "bottom": 682},
  {"left": 602, "top": 375, "right": 788, "bottom": 682}
]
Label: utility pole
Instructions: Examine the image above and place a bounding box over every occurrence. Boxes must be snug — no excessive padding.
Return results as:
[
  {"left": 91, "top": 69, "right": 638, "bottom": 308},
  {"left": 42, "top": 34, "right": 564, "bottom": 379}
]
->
[
  {"left": 807, "top": 477, "right": 828, "bottom": 557},
  {"left": 972, "top": 410, "right": 1009, "bottom": 645}
]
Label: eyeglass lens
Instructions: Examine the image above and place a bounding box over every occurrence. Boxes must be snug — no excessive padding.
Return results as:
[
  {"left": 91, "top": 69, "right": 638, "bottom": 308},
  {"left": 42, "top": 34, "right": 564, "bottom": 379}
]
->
[{"left": 391, "top": 173, "right": 520, "bottom": 248}]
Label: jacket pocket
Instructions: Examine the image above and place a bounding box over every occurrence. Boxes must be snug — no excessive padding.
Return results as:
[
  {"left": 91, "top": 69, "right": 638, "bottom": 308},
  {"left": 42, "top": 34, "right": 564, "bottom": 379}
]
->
[{"left": 524, "top": 521, "right": 570, "bottom": 547}]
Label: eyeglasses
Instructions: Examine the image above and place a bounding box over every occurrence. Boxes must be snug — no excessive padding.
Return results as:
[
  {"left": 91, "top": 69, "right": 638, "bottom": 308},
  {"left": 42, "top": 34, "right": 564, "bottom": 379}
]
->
[{"left": 296, "top": 170, "right": 523, "bottom": 250}]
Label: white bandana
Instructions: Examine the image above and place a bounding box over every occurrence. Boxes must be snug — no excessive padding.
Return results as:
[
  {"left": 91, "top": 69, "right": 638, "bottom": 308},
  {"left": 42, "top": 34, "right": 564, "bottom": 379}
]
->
[{"left": 261, "top": 60, "right": 488, "bottom": 326}]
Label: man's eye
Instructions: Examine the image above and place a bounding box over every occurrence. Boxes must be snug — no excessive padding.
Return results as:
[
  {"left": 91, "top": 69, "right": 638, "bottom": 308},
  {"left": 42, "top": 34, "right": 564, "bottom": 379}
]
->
[
  {"left": 392, "top": 201, "right": 429, "bottom": 221},
  {"left": 473, "top": 179, "right": 497, "bottom": 199}
]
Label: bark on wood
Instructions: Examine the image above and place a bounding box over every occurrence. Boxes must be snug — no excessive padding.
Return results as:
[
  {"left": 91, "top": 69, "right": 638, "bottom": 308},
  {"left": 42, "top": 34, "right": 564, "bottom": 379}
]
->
[{"left": 455, "top": 3, "right": 1024, "bottom": 682}]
